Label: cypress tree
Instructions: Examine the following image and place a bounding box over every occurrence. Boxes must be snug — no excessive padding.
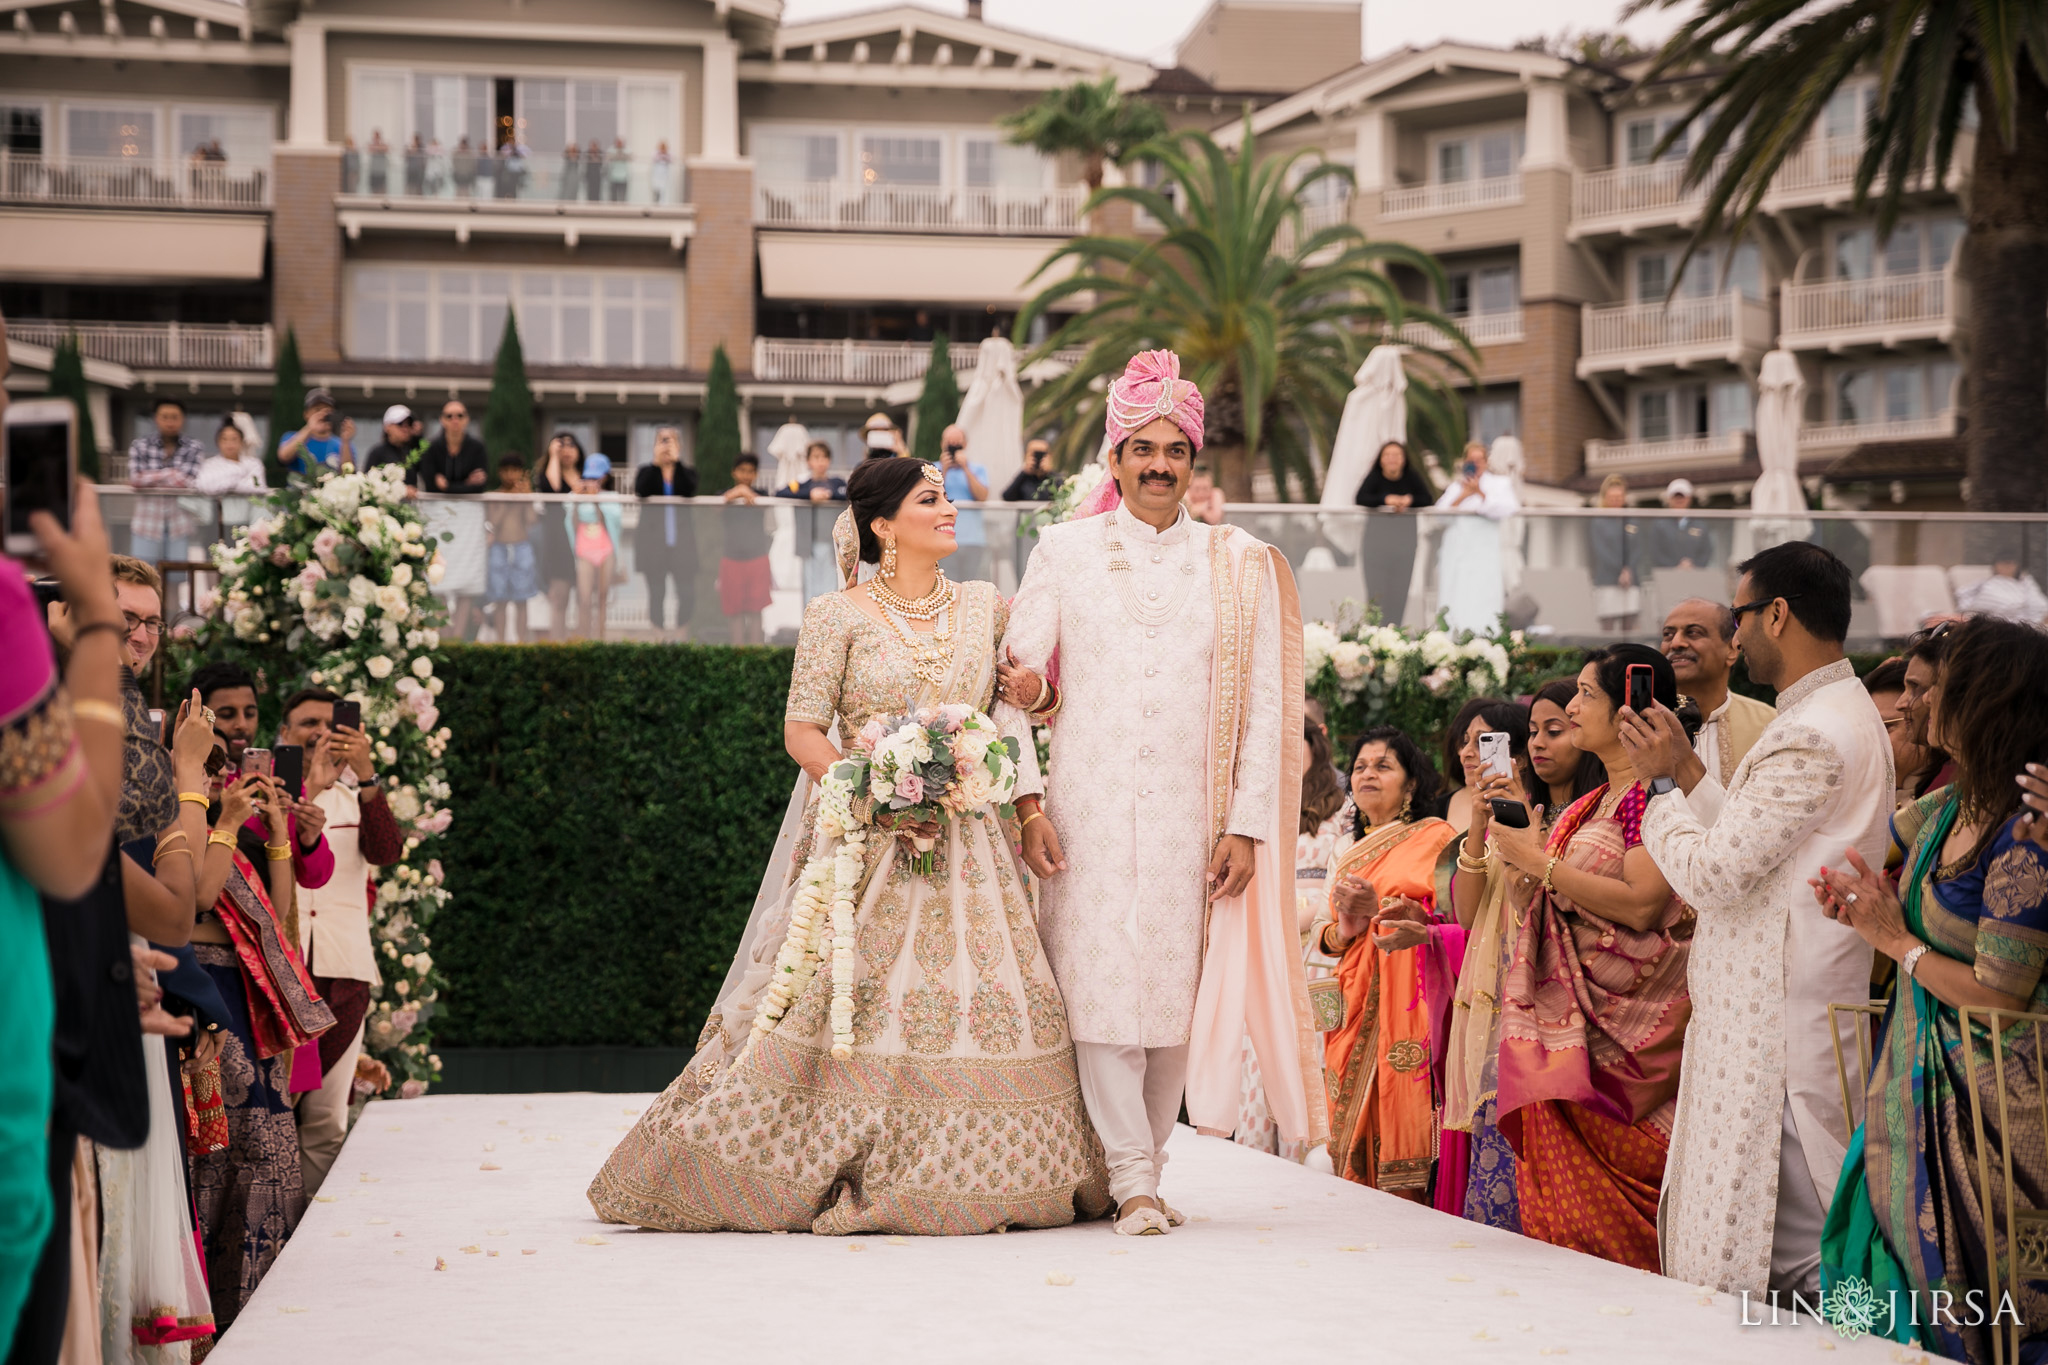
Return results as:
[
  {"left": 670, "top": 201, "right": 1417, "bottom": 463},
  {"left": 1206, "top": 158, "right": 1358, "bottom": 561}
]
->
[
  {"left": 47, "top": 334, "right": 100, "bottom": 482},
  {"left": 266, "top": 327, "right": 304, "bottom": 484},
  {"left": 910, "top": 333, "right": 958, "bottom": 463},
  {"left": 698, "top": 343, "right": 742, "bottom": 488},
  {"left": 483, "top": 310, "right": 536, "bottom": 489}
]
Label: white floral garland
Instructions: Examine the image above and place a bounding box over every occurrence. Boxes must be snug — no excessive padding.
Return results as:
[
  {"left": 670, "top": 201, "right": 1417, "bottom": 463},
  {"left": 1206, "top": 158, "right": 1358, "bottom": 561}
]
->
[{"left": 748, "top": 760, "right": 868, "bottom": 1060}]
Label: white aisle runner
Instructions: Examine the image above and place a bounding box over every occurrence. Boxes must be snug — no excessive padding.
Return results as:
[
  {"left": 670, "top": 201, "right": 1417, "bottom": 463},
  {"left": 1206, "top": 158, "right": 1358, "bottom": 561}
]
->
[{"left": 215, "top": 1093, "right": 1909, "bottom": 1364}]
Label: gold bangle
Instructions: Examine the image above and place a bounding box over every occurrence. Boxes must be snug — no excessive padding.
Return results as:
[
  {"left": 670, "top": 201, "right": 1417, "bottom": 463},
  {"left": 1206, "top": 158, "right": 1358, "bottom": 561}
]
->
[
  {"left": 70, "top": 698, "right": 127, "bottom": 728},
  {"left": 207, "top": 830, "right": 236, "bottom": 849},
  {"left": 1456, "top": 853, "right": 1489, "bottom": 876},
  {"left": 178, "top": 792, "right": 211, "bottom": 808},
  {"left": 1542, "top": 855, "right": 1561, "bottom": 893},
  {"left": 265, "top": 842, "right": 293, "bottom": 861},
  {"left": 153, "top": 846, "right": 195, "bottom": 867},
  {"left": 156, "top": 830, "right": 190, "bottom": 847},
  {"left": 1018, "top": 810, "right": 1046, "bottom": 831}
]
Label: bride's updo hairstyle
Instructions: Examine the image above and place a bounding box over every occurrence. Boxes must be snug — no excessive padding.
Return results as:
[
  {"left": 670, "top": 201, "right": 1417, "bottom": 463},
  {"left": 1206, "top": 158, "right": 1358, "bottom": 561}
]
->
[{"left": 848, "top": 456, "right": 932, "bottom": 564}]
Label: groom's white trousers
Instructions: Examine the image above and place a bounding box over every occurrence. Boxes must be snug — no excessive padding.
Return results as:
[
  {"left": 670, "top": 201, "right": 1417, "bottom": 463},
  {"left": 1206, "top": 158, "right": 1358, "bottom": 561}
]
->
[{"left": 1073, "top": 1042, "right": 1189, "bottom": 1205}]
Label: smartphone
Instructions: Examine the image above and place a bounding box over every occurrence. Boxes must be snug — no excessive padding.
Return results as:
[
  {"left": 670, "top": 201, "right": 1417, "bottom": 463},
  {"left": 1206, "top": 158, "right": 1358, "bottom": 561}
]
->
[
  {"left": 273, "top": 744, "right": 304, "bottom": 800},
  {"left": 240, "top": 747, "right": 273, "bottom": 779},
  {"left": 4, "top": 398, "right": 76, "bottom": 557},
  {"left": 331, "top": 699, "right": 362, "bottom": 734},
  {"left": 1461, "top": 460, "right": 1478, "bottom": 480},
  {"left": 1477, "top": 730, "right": 1514, "bottom": 780},
  {"left": 1626, "top": 663, "right": 1655, "bottom": 715},
  {"left": 1488, "top": 797, "right": 1531, "bottom": 829}
]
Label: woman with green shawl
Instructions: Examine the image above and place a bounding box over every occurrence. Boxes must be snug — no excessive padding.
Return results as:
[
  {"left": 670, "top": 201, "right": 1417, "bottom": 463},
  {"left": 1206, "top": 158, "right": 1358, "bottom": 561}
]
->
[{"left": 1813, "top": 617, "right": 2048, "bottom": 1365}]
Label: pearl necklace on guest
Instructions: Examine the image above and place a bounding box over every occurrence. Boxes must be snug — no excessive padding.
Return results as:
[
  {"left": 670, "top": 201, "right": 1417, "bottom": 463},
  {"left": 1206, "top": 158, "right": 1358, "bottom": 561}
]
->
[{"left": 1102, "top": 508, "right": 1197, "bottom": 628}]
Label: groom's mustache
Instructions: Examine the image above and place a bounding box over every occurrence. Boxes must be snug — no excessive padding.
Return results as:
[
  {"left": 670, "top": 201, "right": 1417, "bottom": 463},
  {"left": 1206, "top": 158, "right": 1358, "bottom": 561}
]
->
[{"left": 1138, "top": 474, "right": 1178, "bottom": 487}]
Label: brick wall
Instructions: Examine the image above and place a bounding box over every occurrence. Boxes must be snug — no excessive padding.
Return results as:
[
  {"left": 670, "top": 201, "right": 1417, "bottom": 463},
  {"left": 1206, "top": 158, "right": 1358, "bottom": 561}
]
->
[
  {"left": 685, "top": 163, "right": 755, "bottom": 375},
  {"left": 1518, "top": 299, "right": 1609, "bottom": 485},
  {"left": 272, "top": 148, "right": 344, "bottom": 364}
]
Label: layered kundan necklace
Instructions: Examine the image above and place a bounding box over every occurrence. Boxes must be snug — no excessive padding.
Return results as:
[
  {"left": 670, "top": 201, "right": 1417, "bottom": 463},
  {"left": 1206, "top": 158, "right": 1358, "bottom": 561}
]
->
[
  {"left": 868, "top": 571, "right": 956, "bottom": 685},
  {"left": 1103, "top": 508, "right": 1196, "bottom": 628}
]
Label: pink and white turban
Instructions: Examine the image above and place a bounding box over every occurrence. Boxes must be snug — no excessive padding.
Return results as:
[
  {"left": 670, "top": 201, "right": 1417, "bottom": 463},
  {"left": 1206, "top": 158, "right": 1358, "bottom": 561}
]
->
[{"left": 1104, "top": 349, "right": 1205, "bottom": 452}]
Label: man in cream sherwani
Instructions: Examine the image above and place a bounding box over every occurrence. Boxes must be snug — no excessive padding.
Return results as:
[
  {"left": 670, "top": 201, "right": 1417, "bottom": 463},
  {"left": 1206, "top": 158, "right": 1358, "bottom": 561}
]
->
[
  {"left": 1620, "top": 541, "right": 1892, "bottom": 1298},
  {"left": 994, "top": 351, "right": 1325, "bottom": 1236}
]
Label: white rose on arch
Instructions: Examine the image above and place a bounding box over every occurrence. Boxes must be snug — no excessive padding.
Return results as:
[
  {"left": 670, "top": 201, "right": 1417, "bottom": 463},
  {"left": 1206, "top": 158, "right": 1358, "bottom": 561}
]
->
[
  {"left": 366, "top": 656, "right": 395, "bottom": 680},
  {"left": 411, "top": 656, "right": 434, "bottom": 679}
]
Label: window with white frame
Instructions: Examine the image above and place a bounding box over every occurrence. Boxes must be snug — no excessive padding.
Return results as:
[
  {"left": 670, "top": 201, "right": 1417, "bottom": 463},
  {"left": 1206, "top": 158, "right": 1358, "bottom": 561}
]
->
[
  {"left": 1432, "top": 126, "right": 1523, "bottom": 184},
  {"left": 1468, "top": 392, "right": 1519, "bottom": 449},
  {"left": 1822, "top": 81, "right": 1877, "bottom": 145},
  {"left": 1636, "top": 377, "right": 1751, "bottom": 442},
  {"left": 1444, "top": 263, "right": 1518, "bottom": 316},
  {"left": 751, "top": 126, "right": 841, "bottom": 183},
  {"left": 349, "top": 266, "right": 678, "bottom": 368},
  {"left": 858, "top": 133, "right": 944, "bottom": 186},
  {"left": 1289, "top": 154, "right": 1354, "bottom": 208},
  {"left": 1832, "top": 214, "right": 1964, "bottom": 279},
  {"left": 1831, "top": 359, "right": 1958, "bottom": 424},
  {"left": 1621, "top": 112, "right": 1690, "bottom": 166},
  {"left": 0, "top": 102, "right": 43, "bottom": 153},
  {"left": 1632, "top": 242, "right": 1762, "bottom": 301},
  {"left": 4, "top": 95, "right": 274, "bottom": 164},
  {"left": 65, "top": 104, "right": 157, "bottom": 160},
  {"left": 348, "top": 67, "right": 677, "bottom": 161},
  {"left": 961, "top": 135, "right": 1049, "bottom": 190}
]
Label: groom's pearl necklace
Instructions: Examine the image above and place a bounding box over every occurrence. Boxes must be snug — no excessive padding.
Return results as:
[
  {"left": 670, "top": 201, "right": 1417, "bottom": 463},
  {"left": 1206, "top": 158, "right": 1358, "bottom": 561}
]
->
[{"left": 1103, "top": 515, "right": 1196, "bottom": 628}]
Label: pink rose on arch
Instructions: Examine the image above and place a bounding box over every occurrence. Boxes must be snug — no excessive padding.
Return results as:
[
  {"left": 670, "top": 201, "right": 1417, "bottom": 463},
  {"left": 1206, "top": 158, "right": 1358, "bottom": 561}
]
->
[
  {"left": 269, "top": 545, "right": 294, "bottom": 567},
  {"left": 246, "top": 523, "right": 271, "bottom": 551},
  {"left": 387, "top": 1006, "right": 420, "bottom": 1041},
  {"left": 426, "top": 859, "right": 444, "bottom": 884},
  {"left": 413, "top": 705, "right": 439, "bottom": 732},
  {"left": 418, "top": 808, "right": 453, "bottom": 834},
  {"left": 312, "top": 526, "right": 342, "bottom": 561},
  {"left": 399, "top": 1079, "right": 427, "bottom": 1100},
  {"left": 894, "top": 772, "right": 925, "bottom": 805},
  {"left": 297, "top": 560, "right": 327, "bottom": 585}
]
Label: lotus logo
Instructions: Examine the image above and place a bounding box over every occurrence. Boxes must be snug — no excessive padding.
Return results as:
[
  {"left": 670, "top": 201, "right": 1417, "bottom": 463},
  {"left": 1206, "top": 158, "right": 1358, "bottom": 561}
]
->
[{"left": 1823, "top": 1275, "right": 1882, "bottom": 1340}]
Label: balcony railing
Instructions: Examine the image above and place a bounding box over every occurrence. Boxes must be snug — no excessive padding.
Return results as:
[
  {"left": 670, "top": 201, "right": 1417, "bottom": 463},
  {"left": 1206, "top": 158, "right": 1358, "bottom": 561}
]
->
[
  {"left": 751, "top": 337, "right": 1086, "bottom": 386},
  {"left": 1570, "top": 157, "right": 1727, "bottom": 234},
  {"left": 1397, "top": 309, "right": 1524, "bottom": 349},
  {"left": 339, "top": 150, "right": 681, "bottom": 208},
  {"left": 1584, "top": 430, "right": 1748, "bottom": 474},
  {"left": 1780, "top": 267, "right": 1957, "bottom": 348},
  {"left": 1273, "top": 197, "right": 1352, "bottom": 256},
  {"left": 755, "top": 181, "right": 1086, "bottom": 235},
  {"left": 0, "top": 150, "right": 271, "bottom": 210},
  {"left": 7, "top": 321, "right": 273, "bottom": 371},
  {"left": 1798, "top": 411, "right": 1958, "bottom": 449},
  {"left": 1579, "top": 293, "right": 1775, "bottom": 372},
  {"left": 1379, "top": 174, "right": 1522, "bottom": 220}
]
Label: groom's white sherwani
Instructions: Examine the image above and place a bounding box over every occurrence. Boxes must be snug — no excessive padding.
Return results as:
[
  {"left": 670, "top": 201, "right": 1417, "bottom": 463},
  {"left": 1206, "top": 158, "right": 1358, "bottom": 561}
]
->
[
  {"left": 1003, "top": 504, "right": 1282, "bottom": 1046},
  {"left": 1641, "top": 659, "right": 1890, "bottom": 1296}
]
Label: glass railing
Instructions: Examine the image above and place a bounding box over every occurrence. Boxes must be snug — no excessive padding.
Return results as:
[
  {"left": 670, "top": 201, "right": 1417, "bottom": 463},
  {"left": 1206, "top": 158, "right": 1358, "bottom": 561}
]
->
[
  {"left": 338, "top": 149, "right": 680, "bottom": 207},
  {"left": 80, "top": 490, "right": 2048, "bottom": 650}
]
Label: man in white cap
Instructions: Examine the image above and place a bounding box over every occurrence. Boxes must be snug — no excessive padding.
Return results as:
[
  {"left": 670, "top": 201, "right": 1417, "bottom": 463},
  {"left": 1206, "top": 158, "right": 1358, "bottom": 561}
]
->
[
  {"left": 1648, "top": 477, "right": 1712, "bottom": 570},
  {"left": 363, "top": 403, "right": 425, "bottom": 487}
]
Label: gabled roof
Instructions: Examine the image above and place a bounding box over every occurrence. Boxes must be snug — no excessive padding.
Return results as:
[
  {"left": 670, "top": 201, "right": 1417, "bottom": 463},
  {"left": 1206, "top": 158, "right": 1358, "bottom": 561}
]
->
[
  {"left": 1212, "top": 41, "right": 1576, "bottom": 145},
  {"left": 753, "top": 4, "right": 1151, "bottom": 87}
]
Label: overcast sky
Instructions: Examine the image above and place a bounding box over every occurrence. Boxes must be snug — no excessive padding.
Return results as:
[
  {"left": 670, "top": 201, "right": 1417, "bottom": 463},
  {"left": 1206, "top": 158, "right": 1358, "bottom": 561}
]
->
[{"left": 776, "top": 0, "right": 1688, "bottom": 66}]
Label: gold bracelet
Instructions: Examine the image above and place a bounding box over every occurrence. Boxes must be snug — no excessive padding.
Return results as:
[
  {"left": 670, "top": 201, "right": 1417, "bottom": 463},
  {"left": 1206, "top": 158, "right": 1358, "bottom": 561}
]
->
[
  {"left": 71, "top": 698, "right": 127, "bottom": 728},
  {"left": 154, "top": 846, "right": 195, "bottom": 867},
  {"left": 1542, "top": 855, "right": 1560, "bottom": 893},
  {"left": 1018, "top": 810, "right": 1046, "bottom": 831},
  {"left": 156, "top": 830, "right": 190, "bottom": 847},
  {"left": 178, "top": 792, "right": 211, "bottom": 809},
  {"left": 207, "top": 830, "right": 236, "bottom": 849},
  {"left": 1456, "top": 853, "right": 1489, "bottom": 876},
  {"left": 265, "top": 842, "right": 293, "bottom": 861},
  {"left": 1027, "top": 674, "right": 1050, "bottom": 712}
]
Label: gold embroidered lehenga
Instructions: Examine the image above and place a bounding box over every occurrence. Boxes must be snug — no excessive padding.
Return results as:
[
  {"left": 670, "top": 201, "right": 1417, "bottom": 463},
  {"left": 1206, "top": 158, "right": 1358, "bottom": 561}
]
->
[{"left": 588, "top": 580, "right": 1110, "bottom": 1235}]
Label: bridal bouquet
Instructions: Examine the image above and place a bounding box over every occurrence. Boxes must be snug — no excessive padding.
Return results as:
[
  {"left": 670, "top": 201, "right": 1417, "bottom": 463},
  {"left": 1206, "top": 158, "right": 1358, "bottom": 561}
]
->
[{"left": 751, "top": 704, "right": 1021, "bottom": 1061}]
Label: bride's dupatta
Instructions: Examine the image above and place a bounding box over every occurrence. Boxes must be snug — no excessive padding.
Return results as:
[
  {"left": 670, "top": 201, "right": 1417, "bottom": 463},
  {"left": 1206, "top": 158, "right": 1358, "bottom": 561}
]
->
[{"left": 213, "top": 854, "right": 335, "bottom": 1059}]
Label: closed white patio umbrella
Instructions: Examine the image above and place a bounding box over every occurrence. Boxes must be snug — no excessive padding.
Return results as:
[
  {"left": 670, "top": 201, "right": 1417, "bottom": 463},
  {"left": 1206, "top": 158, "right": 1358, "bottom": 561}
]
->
[
  {"left": 1319, "top": 345, "right": 1407, "bottom": 509},
  {"left": 1750, "top": 349, "right": 1812, "bottom": 548},
  {"left": 955, "top": 335, "right": 1026, "bottom": 493}
]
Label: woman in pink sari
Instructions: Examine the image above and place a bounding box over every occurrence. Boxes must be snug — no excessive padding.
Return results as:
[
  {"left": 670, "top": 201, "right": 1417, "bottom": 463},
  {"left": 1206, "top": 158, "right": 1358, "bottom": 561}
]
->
[{"left": 1485, "top": 645, "right": 1697, "bottom": 1271}]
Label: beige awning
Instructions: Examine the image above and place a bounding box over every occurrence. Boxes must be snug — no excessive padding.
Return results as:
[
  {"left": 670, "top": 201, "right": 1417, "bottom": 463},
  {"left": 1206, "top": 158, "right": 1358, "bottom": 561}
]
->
[
  {"left": 756, "top": 231, "right": 1073, "bottom": 307},
  {"left": 0, "top": 209, "right": 268, "bottom": 282}
]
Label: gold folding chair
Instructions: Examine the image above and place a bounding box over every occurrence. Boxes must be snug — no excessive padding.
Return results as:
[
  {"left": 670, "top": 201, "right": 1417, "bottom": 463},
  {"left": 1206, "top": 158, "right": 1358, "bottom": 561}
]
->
[
  {"left": 1826, "top": 999, "right": 1890, "bottom": 1140},
  {"left": 1958, "top": 1005, "right": 2048, "bottom": 1365}
]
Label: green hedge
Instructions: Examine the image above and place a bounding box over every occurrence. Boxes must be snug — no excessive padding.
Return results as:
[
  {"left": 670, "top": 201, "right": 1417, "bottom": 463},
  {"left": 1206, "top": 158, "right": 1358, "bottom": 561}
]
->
[
  {"left": 433, "top": 642, "right": 798, "bottom": 1049},
  {"left": 431, "top": 641, "right": 1899, "bottom": 1051}
]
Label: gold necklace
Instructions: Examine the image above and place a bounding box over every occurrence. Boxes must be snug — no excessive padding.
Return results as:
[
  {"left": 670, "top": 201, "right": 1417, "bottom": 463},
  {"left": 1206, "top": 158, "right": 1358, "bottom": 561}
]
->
[
  {"left": 876, "top": 599, "right": 954, "bottom": 685},
  {"left": 867, "top": 571, "right": 953, "bottom": 621}
]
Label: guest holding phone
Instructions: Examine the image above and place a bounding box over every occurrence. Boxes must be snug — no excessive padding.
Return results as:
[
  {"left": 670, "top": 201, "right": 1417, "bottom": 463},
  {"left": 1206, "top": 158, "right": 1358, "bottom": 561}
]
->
[
  {"left": 276, "top": 688, "right": 403, "bottom": 1195},
  {"left": 1476, "top": 644, "right": 1698, "bottom": 1269}
]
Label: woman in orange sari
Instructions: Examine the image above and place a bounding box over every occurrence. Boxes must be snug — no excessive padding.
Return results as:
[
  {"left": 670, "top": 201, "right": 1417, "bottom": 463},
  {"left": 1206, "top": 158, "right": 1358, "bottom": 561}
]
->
[
  {"left": 1487, "top": 645, "right": 1696, "bottom": 1270},
  {"left": 1315, "top": 726, "right": 1458, "bottom": 1195}
]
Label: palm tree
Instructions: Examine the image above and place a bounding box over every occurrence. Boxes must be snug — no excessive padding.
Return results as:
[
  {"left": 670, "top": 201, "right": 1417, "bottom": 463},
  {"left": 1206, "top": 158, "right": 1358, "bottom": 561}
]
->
[
  {"left": 1630, "top": 0, "right": 2048, "bottom": 515},
  {"left": 999, "top": 75, "right": 1168, "bottom": 192},
  {"left": 1014, "top": 121, "right": 1476, "bottom": 501}
]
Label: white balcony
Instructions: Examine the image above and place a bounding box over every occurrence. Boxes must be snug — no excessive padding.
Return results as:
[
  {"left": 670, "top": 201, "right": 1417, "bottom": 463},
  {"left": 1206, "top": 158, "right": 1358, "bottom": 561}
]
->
[
  {"left": 1397, "top": 309, "right": 1524, "bottom": 349},
  {"left": 755, "top": 181, "right": 1086, "bottom": 235},
  {"left": 7, "top": 321, "right": 273, "bottom": 371},
  {"left": 1577, "top": 293, "right": 1775, "bottom": 377},
  {"left": 1798, "top": 410, "right": 1957, "bottom": 450},
  {"left": 1779, "top": 267, "right": 1959, "bottom": 350},
  {"left": 1273, "top": 197, "right": 1352, "bottom": 257},
  {"left": 1569, "top": 158, "right": 1726, "bottom": 240},
  {"left": 1761, "top": 135, "right": 1953, "bottom": 211},
  {"left": 1584, "top": 430, "right": 1748, "bottom": 475},
  {"left": 1377, "top": 175, "right": 1522, "bottom": 220},
  {"left": 0, "top": 150, "right": 271, "bottom": 210},
  {"left": 751, "top": 337, "right": 1086, "bottom": 386},
  {"left": 336, "top": 153, "right": 694, "bottom": 248}
]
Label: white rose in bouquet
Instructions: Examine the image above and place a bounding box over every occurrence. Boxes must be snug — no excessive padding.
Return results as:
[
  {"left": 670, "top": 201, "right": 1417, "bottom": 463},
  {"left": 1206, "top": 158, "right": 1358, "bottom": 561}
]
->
[
  {"left": 348, "top": 575, "right": 376, "bottom": 606},
  {"left": 366, "top": 656, "right": 395, "bottom": 680},
  {"left": 426, "top": 556, "right": 446, "bottom": 585},
  {"left": 374, "top": 584, "right": 410, "bottom": 617},
  {"left": 389, "top": 562, "right": 414, "bottom": 589},
  {"left": 1420, "top": 630, "right": 1456, "bottom": 667},
  {"left": 411, "top": 656, "right": 434, "bottom": 679},
  {"left": 342, "top": 605, "right": 367, "bottom": 638}
]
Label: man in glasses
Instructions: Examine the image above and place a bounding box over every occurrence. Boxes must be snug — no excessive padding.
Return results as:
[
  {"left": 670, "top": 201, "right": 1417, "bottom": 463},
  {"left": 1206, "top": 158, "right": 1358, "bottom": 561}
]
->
[
  {"left": 420, "top": 401, "right": 489, "bottom": 494},
  {"left": 111, "top": 554, "right": 166, "bottom": 673},
  {"left": 419, "top": 399, "right": 492, "bottom": 640},
  {"left": 1617, "top": 540, "right": 1893, "bottom": 1304}
]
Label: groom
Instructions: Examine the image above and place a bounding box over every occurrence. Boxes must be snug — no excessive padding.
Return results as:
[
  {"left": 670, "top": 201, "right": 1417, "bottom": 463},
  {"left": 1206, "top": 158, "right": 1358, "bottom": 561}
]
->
[{"left": 996, "top": 350, "right": 1326, "bottom": 1234}]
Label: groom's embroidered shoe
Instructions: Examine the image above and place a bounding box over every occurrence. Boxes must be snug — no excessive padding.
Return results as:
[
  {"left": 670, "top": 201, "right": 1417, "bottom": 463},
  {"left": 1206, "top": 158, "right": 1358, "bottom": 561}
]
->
[
  {"left": 1160, "top": 1201, "right": 1187, "bottom": 1228},
  {"left": 1113, "top": 1200, "right": 1169, "bottom": 1236}
]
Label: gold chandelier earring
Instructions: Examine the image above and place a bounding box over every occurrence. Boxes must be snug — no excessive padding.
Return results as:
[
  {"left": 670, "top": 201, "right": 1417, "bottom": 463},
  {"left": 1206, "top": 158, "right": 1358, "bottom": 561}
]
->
[{"left": 880, "top": 534, "right": 899, "bottom": 581}]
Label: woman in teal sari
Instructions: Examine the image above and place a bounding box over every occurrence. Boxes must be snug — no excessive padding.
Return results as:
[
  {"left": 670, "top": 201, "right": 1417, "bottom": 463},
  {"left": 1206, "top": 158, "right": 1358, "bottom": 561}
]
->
[{"left": 1814, "top": 617, "right": 2048, "bottom": 1365}]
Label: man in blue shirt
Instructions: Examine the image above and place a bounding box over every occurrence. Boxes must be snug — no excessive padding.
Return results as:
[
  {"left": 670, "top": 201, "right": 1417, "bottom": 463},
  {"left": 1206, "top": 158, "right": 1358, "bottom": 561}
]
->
[
  {"left": 777, "top": 440, "right": 848, "bottom": 602},
  {"left": 938, "top": 425, "right": 989, "bottom": 583},
  {"left": 277, "top": 388, "right": 355, "bottom": 477}
]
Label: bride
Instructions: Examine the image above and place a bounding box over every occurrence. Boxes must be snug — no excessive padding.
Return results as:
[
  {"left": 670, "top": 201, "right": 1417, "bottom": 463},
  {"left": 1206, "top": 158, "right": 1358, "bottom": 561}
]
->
[{"left": 589, "top": 456, "right": 1110, "bottom": 1234}]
